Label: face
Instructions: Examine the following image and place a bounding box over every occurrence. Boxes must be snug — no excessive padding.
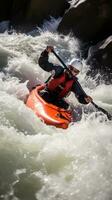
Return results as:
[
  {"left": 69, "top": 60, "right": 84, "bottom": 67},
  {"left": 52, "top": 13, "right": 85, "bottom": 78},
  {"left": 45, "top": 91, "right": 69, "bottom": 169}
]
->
[
  {"left": 71, "top": 68, "right": 80, "bottom": 76},
  {"left": 68, "top": 65, "right": 80, "bottom": 76}
]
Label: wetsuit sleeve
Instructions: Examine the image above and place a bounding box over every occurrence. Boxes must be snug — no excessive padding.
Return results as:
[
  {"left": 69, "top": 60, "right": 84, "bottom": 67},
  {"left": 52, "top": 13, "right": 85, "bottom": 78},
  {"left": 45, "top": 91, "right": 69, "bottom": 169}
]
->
[
  {"left": 38, "top": 49, "right": 64, "bottom": 76},
  {"left": 38, "top": 50, "right": 54, "bottom": 72},
  {"left": 71, "top": 80, "right": 88, "bottom": 104},
  {"left": 52, "top": 66, "right": 64, "bottom": 78}
]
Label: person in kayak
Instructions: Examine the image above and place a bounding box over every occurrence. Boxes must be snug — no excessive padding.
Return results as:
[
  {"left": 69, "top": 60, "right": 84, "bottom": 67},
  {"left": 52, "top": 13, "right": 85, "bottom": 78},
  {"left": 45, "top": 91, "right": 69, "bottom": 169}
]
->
[{"left": 38, "top": 46, "right": 93, "bottom": 109}]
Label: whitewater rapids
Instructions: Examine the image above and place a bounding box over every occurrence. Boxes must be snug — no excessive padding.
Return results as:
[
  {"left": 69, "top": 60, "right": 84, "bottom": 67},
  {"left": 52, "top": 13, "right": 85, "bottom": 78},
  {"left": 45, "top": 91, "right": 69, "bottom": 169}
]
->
[{"left": 0, "top": 30, "right": 112, "bottom": 200}]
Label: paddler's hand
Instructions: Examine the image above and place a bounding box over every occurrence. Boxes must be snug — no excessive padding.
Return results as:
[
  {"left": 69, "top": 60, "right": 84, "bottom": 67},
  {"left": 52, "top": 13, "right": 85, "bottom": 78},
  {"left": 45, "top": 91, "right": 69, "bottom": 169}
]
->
[
  {"left": 85, "top": 96, "right": 93, "bottom": 103},
  {"left": 46, "top": 46, "right": 54, "bottom": 53}
]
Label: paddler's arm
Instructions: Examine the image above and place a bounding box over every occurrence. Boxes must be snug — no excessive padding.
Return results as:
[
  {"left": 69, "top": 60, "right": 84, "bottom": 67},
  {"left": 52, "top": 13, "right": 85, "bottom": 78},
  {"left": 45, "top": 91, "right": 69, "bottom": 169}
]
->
[
  {"left": 71, "top": 80, "right": 92, "bottom": 104},
  {"left": 38, "top": 48, "right": 54, "bottom": 72},
  {"left": 38, "top": 46, "right": 64, "bottom": 76}
]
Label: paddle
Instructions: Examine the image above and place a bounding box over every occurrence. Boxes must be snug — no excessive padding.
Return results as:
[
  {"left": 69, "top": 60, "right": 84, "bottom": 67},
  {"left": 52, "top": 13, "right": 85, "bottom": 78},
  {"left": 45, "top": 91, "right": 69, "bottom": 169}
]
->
[
  {"left": 91, "top": 101, "right": 112, "bottom": 120},
  {"left": 52, "top": 50, "right": 73, "bottom": 75},
  {"left": 52, "top": 50, "right": 112, "bottom": 120}
]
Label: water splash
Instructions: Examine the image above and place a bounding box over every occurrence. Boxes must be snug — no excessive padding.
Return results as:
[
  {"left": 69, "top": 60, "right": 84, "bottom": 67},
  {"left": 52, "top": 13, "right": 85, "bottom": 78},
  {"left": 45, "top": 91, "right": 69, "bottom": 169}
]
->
[{"left": 69, "top": 0, "right": 87, "bottom": 8}]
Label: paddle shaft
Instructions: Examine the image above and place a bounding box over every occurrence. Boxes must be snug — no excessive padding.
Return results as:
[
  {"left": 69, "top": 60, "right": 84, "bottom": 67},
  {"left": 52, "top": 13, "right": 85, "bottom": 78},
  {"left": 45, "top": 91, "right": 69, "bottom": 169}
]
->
[
  {"left": 52, "top": 50, "right": 73, "bottom": 75},
  {"left": 52, "top": 50, "right": 112, "bottom": 120}
]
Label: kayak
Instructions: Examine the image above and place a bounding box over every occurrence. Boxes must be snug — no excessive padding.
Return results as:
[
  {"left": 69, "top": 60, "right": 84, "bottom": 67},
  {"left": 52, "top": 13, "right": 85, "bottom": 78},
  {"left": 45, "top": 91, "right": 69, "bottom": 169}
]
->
[{"left": 26, "top": 85, "right": 72, "bottom": 129}]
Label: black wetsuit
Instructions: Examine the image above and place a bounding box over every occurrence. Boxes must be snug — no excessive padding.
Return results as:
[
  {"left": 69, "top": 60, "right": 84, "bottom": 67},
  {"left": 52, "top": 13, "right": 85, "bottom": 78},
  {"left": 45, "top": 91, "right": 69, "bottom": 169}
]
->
[{"left": 38, "top": 49, "right": 88, "bottom": 109}]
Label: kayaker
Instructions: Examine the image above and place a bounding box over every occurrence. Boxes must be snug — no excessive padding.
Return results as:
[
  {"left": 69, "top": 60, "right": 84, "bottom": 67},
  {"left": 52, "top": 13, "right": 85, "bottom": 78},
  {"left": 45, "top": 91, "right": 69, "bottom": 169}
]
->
[{"left": 38, "top": 46, "right": 93, "bottom": 109}]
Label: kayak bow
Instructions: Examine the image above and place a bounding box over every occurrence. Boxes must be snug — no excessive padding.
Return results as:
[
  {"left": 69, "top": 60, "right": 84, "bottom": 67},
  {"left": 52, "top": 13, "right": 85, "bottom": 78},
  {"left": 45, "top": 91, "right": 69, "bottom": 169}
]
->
[{"left": 26, "top": 85, "right": 72, "bottom": 129}]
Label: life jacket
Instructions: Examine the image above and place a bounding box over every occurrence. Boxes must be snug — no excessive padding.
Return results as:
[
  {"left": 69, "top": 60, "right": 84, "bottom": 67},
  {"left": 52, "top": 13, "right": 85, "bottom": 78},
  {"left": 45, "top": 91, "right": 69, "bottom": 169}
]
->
[{"left": 46, "top": 72, "right": 75, "bottom": 99}]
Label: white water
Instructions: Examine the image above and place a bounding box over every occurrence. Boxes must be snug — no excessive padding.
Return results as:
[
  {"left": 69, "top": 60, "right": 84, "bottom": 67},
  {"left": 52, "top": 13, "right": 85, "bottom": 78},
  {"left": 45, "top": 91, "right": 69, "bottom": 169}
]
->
[
  {"left": 69, "top": 0, "right": 87, "bottom": 8},
  {"left": 0, "top": 30, "right": 112, "bottom": 200}
]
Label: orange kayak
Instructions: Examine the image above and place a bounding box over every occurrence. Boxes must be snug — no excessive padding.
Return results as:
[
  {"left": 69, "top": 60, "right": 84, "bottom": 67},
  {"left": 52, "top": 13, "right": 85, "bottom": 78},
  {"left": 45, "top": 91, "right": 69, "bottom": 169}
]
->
[{"left": 26, "top": 85, "right": 72, "bottom": 129}]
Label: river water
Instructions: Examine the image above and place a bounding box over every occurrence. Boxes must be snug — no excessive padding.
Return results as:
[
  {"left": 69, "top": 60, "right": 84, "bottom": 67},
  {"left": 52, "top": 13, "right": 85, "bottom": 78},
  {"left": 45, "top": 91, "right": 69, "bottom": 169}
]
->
[{"left": 0, "top": 27, "right": 112, "bottom": 200}]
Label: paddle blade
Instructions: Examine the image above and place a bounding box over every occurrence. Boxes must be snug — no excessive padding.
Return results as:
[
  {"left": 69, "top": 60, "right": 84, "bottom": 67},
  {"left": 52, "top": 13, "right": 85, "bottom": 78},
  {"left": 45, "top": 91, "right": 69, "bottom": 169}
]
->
[{"left": 92, "top": 102, "right": 112, "bottom": 120}]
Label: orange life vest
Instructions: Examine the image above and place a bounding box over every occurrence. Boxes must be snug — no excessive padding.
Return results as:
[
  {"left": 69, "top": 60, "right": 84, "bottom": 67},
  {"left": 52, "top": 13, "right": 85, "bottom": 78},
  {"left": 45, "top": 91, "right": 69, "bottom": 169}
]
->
[{"left": 46, "top": 72, "right": 75, "bottom": 99}]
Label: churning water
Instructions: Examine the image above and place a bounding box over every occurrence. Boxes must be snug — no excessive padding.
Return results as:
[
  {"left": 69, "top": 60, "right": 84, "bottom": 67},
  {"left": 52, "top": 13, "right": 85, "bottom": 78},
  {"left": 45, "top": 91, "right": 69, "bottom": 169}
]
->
[{"left": 0, "top": 29, "right": 112, "bottom": 200}]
